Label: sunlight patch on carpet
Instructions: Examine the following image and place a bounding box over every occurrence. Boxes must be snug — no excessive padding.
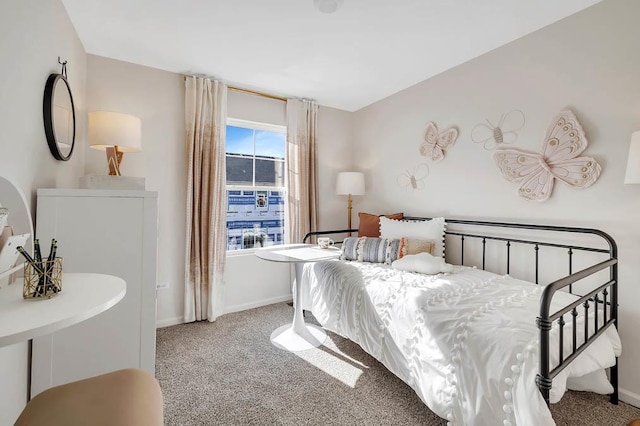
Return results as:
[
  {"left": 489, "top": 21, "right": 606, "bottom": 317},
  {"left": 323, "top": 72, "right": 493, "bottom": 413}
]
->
[{"left": 294, "top": 342, "right": 367, "bottom": 388}]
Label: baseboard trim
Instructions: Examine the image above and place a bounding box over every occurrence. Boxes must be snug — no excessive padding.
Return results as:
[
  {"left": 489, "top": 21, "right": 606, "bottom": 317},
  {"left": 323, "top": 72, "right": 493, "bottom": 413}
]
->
[
  {"left": 155, "top": 296, "right": 293, "bottom": 328},
  {"left": 620, "top": 387, "right": 640, "bottom": 408},
  {"left": 156, "top": 316, "right": 185, "bottom": 329},
  {"left": 223, "top": 295, "right": 292, "bottom": 315}
]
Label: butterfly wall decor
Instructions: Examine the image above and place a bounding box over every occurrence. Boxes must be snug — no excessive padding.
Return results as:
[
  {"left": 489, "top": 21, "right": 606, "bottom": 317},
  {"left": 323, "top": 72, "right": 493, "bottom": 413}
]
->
[
  {"left": 420, "top": 122, "right": 458, "bottom": 162},
  {"left": 472, "top": 109, "right": 525, "bottom": 150},
  {"left": 494, "top": 110, "right": 601, "bottom": 202},
  {"left": 397, "top": 163, "right": 429, "bottom": 191}
]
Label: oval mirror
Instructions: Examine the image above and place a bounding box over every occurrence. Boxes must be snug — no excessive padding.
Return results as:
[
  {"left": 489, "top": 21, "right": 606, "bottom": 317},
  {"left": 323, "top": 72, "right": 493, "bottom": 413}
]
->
[{"left": 43, "top": 73, "right": 76, "bottom": 161}]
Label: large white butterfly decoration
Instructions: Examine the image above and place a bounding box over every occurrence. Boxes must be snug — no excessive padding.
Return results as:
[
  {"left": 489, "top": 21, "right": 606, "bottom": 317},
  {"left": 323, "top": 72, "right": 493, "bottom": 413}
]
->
[
  {"left": 494, "top": 110, "right": 601, "bottom": 202},
  {"left": 420, "top": 122, "right": 458, "bottom": 162}
]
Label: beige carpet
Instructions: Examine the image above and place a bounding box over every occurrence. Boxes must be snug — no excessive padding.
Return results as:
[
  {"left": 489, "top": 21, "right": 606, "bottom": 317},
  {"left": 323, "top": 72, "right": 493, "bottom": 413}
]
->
[{"left": 156, "top": 303, "right": 640, "bottom": 426}]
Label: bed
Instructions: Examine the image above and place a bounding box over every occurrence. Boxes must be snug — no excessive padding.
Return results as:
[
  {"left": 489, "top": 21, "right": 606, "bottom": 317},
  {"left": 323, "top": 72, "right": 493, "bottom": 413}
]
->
[{"left": 300, "top": 217, "right": 620, "bottom": 426}]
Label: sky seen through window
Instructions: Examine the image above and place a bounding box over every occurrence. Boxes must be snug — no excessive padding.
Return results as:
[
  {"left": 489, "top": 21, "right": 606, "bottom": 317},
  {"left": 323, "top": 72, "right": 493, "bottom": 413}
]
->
[{"left": 226, "top": 125, "right": 285, "bottom": 159}]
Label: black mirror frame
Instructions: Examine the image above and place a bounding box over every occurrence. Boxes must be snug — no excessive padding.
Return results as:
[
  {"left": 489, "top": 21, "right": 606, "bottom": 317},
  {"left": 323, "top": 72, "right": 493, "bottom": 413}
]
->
[{"left": 43, "top": 73, "right": 76, "bottom": 161}]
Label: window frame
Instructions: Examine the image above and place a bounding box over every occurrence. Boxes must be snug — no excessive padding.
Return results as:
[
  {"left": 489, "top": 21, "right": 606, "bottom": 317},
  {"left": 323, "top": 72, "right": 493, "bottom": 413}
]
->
[{"left": 225, "top": 118, "right": 287, "bottom": 254}]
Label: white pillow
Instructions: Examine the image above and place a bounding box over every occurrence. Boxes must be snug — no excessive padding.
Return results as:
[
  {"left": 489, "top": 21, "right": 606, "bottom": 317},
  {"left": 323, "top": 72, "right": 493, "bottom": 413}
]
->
[
  {"left": 391, "top": 252, "right": 453, "bottom": 275},
  {"left": 566, "top": 369, "right": 613, "bottom": 394},
  {"left": 380, "top": 216, "right": 445, "bottom": 258}
]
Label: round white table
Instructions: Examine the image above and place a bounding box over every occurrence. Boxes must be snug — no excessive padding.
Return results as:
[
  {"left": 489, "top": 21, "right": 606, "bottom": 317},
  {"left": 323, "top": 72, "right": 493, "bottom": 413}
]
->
[
  {"left": 255, "top": 244, "right": 340, "bottom": 351},
  {"left": 0, "top": 273, "right": 126, "bottom": 347}
]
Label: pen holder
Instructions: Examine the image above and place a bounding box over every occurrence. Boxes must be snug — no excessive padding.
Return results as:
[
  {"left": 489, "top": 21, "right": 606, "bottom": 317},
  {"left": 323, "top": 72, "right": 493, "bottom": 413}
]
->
[{"left": 23, "top": 258, "right": 63, "bottom": 299}]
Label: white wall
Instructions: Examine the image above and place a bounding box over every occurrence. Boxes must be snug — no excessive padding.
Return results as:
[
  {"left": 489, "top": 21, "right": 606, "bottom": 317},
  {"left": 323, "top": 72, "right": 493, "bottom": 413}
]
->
[
  {"left": 0, "top": 1, "right": 87, "bottom": 424},
  {"left": 84, "top": 56, "right": 352, "bottom": 326},
  {"left": 85, "top": 55, "right": 187, "bottom": 328},
  {"left": 317, "top": 106, "right": 355, "bottom": 232},
  {"left": 352, "top": 0, "right": 640, "bottom": 405}
]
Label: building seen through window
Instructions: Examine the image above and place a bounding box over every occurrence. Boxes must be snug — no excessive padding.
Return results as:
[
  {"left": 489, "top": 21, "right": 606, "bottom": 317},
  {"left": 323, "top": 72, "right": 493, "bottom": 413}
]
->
[{"left": 225, "top": 121, "right": 286, "bottom": 251}]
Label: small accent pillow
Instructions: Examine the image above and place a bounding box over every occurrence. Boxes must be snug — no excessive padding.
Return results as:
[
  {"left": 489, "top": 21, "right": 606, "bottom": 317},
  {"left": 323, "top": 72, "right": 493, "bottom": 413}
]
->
[
  {"left": 357, "top": 212, "right": 404, "bottom": 237},
  {"left": 402, "top": 238, "right": 435, "bottom": 257},
  {"left": 380, "top": 216, "right": 446, "bottom": 258},
  {"left": 391, "top": 252, "right": 453, "bottom": 275},
  {"left": 341, "top": 237, "right": 404, "bottom": 264}
]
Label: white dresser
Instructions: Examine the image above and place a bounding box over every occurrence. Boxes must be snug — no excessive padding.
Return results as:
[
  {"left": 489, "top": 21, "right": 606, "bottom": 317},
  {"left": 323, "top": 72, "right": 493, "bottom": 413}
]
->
[{"left": 31, "top": 189, "right": 158, "bottom": 397}]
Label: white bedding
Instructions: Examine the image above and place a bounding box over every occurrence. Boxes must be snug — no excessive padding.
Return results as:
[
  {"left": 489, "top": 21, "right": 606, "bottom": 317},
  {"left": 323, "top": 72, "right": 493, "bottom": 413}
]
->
[{"left": 298, "top": 260, "right": 621, "bottom": 426}]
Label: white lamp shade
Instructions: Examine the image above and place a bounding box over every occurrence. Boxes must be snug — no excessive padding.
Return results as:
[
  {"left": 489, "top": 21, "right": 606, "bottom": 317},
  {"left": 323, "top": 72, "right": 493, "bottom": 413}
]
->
[
  {"left": 336, "top": 172, "right": 365, "bottom": 195},
  {"left": 89, "top": 111, "right": 142, "bottom": 152},
  {"left": 625, "top": 131, "right": 640, "bottom": 184}
]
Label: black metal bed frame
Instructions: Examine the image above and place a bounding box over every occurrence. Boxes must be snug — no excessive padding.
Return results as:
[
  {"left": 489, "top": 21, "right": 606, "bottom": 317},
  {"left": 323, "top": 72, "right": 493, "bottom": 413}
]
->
[{"left": 303, "top": 217, "right": 619, "bottom": 406}]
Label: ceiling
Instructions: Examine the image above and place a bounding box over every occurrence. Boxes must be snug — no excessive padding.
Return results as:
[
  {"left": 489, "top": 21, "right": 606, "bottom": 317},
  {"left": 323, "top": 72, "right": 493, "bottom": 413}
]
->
[{"left": 61, "top": 0, "right": 601, "bottom": 112}]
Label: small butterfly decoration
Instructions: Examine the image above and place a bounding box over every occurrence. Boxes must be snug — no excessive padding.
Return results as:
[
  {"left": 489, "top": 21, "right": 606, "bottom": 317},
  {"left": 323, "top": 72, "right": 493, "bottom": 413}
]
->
[
  {"left": 493, "top": 110, "right": 601, "bottom": 202},
  {"left": 420, "top": 122, "right": 458, "bottom": 162},
  {"left": 397, "top": 163, "right": 429, "bottom": 191},
  {"left": 472, "top": 110, "right": 525, "bottom": 150}
]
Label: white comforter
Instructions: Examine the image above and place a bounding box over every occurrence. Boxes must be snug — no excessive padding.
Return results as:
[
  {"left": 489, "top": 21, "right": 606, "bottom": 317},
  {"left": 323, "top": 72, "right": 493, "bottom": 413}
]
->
[{"left": 298, "top": 261, "right": 621, "bottom": 426}]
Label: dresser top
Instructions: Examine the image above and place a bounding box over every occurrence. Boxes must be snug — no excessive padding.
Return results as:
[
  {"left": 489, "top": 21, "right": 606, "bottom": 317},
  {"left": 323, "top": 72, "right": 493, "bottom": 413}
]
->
[{"left": 38, "top": 188, "right": 158, "bottom": 198}]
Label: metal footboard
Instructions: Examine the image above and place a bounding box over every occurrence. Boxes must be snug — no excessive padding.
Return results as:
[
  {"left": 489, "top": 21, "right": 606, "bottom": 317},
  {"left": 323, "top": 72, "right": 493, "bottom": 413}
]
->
[{"left": 537, "top": 257, "right": 618, "bottom": 405}]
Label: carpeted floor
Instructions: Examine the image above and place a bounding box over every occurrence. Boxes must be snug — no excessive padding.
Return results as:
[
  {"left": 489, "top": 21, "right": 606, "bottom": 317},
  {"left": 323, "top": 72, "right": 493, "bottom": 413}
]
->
[{"left": 156, "top": 302, "right": 640, "bottom": 426}]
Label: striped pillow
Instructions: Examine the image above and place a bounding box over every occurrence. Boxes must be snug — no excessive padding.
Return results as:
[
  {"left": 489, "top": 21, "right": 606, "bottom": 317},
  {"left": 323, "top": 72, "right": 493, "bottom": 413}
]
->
[{"left": 340, "top": 237, "right": 404, "bottom": 264}]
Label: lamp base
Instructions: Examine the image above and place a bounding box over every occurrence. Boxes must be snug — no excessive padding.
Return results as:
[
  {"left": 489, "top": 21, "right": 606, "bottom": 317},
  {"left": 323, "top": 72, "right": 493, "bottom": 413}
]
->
[
  {"left": 80, "top": 175, "right": 146, "bottom": 190},
  {"left": 347, "top": 193, "right": 353, "bottom": 236},
  {"left": 106, "top": 146, "right": 124, "bottom": 176}
]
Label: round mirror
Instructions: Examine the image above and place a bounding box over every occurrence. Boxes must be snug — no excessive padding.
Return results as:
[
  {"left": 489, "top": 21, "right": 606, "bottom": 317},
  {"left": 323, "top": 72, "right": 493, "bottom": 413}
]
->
[{"left": 43, "top": 73, "right": 76, "bottom": 161}]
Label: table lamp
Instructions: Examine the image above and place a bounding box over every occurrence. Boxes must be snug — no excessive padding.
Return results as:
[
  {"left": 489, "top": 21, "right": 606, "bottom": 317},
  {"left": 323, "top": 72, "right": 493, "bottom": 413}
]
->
[
  {"left": 624, "top": 131, "right": 640, "bottom": 184},
  {"left": 88, "top": 111, "right": 142, "bottom": 176},
  {"left": 336, "top": 172, "right": 365, "bottom": 236}
]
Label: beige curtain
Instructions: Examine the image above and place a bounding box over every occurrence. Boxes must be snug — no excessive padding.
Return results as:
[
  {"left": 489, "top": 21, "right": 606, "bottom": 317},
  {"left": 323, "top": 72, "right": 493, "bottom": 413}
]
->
[
  {"left": 184, "top": 76, "right": 227, "bottom": 322},
  {"left": 286, "top": 99, "right": 319, "bottom": 243}
]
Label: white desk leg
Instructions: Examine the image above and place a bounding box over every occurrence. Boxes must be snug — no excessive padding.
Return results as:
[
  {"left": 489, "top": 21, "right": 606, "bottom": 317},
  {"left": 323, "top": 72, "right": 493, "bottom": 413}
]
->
[{"left": 270, "top": 262, "right": 327, "bottom": 351}]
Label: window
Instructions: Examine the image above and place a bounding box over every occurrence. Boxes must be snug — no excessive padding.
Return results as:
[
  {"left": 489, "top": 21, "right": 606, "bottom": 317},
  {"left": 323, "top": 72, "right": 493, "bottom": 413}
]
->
[{"left": 225, "top": 119, "right": 286, "bottom": 251}]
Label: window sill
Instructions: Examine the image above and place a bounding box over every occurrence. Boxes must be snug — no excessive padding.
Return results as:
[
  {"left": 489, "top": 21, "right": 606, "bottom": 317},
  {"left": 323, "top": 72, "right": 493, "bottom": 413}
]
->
[
  {"left": 226, "top": 244, "right": 290, "bottom": 258},
  {"left": 226, "top": 249, "right": 259, "bottom": 258}
]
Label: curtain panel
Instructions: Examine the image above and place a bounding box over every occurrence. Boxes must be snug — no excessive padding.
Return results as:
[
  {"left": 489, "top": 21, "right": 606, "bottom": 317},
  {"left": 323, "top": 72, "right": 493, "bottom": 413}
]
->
[
  {"left": 286, "top": 99, "right": 319, "bottom": 243},
  {"left": 184, "top": 76, "right": 228, "bottom": 322}
]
